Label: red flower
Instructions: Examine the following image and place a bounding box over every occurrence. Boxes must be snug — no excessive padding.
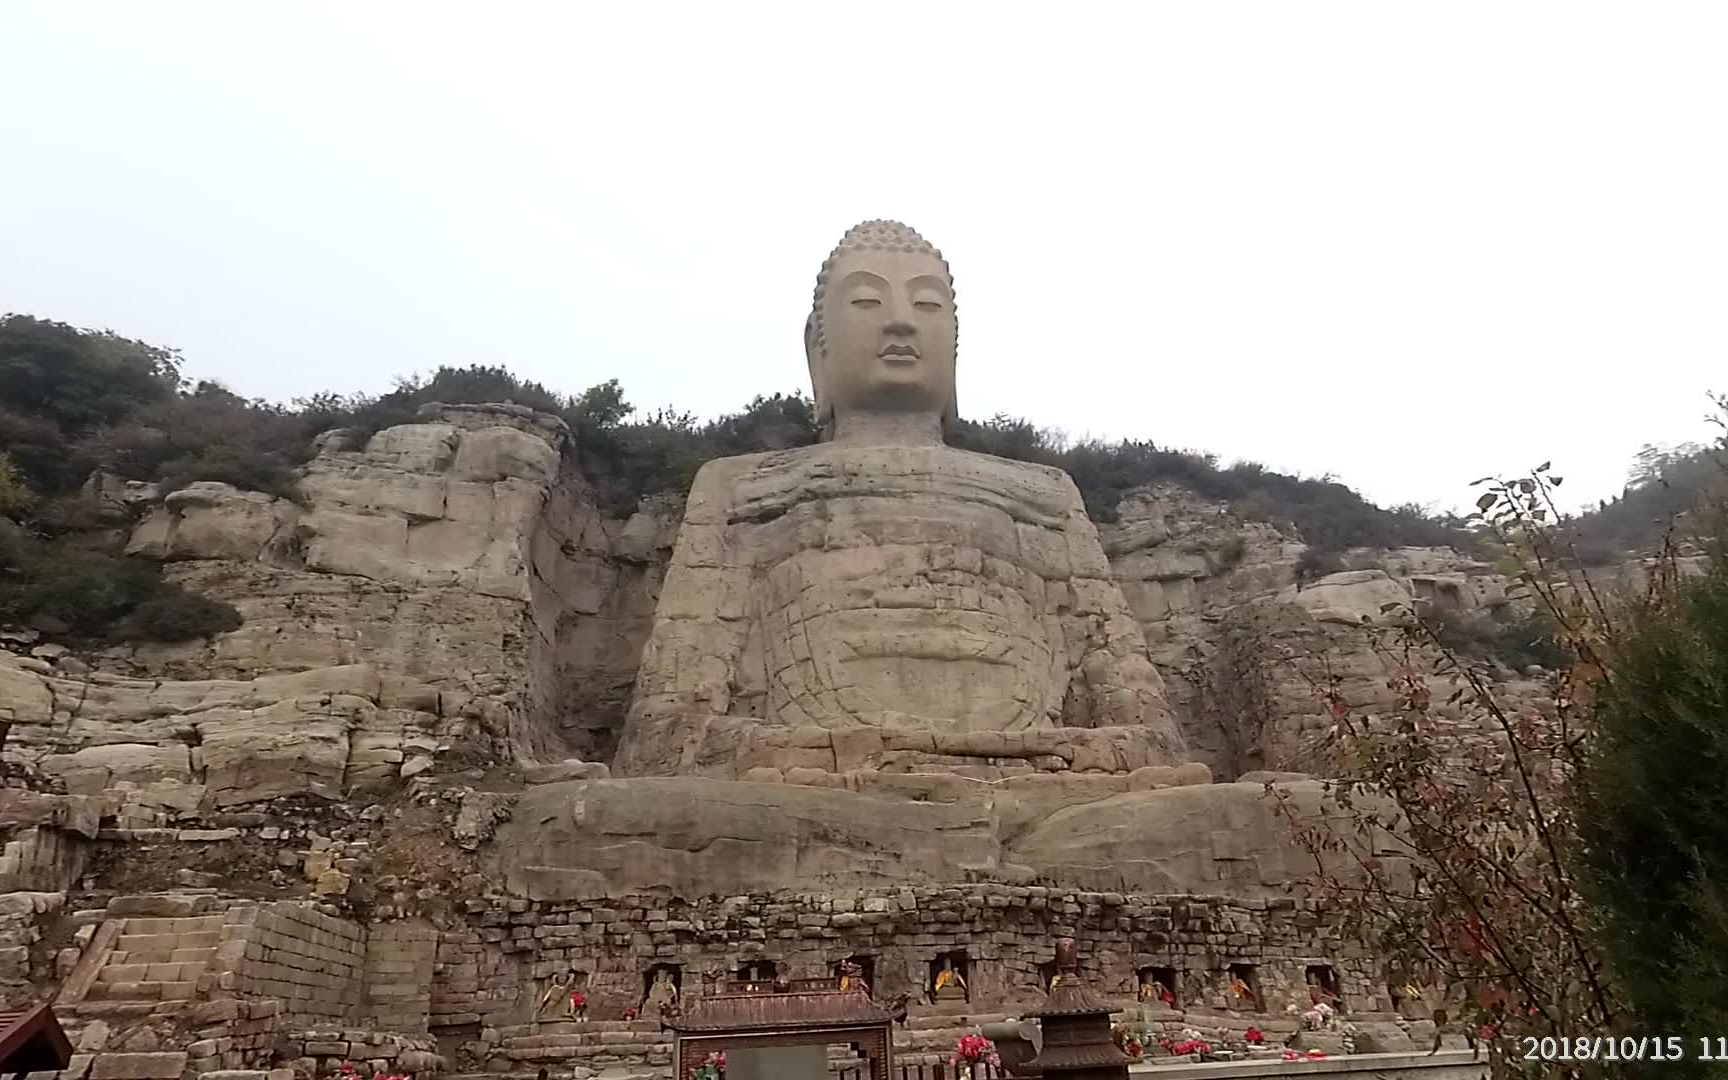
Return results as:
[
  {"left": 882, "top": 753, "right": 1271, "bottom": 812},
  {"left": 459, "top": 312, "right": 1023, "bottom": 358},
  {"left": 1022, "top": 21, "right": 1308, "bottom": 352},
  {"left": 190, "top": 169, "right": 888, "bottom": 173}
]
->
[
  {"left": 569, "top": 990, "right": 587, "bottom": 1009},
  {"left": 1307, "top": 1049, "right": 1327, "bottom": 1059},
  {"left": 1245, "top": 1027, "right": 1265, "bottom": 1045},
  {"left": 623, "top": 1007, "right": 638, "bottom": 1021}
]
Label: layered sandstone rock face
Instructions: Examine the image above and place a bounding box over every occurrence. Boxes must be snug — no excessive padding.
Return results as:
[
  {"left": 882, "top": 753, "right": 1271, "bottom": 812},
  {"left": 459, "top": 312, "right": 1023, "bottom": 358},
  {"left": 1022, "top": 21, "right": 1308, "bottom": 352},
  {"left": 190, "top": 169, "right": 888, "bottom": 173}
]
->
[
  {"left": 94, "top": 402, "right": 669, "bottom": 764},
  {"left": 1, "top": 656, "right": 440, "bottom": 822}
]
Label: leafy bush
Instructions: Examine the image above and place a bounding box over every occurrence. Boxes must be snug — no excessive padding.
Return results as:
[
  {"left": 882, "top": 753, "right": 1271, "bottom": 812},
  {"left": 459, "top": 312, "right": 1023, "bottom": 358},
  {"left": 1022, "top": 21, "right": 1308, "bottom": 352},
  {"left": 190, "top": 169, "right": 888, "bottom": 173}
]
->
[
  {"left": 0, "top": 314, "right": 181, "bottom": 493},
  {"left": 127, "top": 589, "right": 244, "bottom": 641},
  {"left": 1579, "top": 543, "right": 1728, "bottom": 1047},
  {"left": 1571, "top": 421, "right": 1728, "bottom": 562},
  {"left": 1294, "top": 546, "right": 1345, "bottom": 582},
  {"left": 1421, "top": 605, "right": 1568, "bottom": 671},
  {"left": 0, "top": 527, "right": 240, "bottom": 641},
  {"left": 0, "top": 451, "right": 32, "bottom": 520}
]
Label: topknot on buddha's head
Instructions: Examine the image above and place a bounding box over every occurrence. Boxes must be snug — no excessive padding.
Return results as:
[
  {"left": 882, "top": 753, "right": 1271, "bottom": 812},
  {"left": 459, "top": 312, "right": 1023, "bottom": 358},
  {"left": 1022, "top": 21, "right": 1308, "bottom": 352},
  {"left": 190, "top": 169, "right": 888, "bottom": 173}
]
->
[
  {"left": 811, "top": 220, "right": 952, "bottom": 325},
  {"left": 806, "top": 220, "right": 959, "bottom": 433}
]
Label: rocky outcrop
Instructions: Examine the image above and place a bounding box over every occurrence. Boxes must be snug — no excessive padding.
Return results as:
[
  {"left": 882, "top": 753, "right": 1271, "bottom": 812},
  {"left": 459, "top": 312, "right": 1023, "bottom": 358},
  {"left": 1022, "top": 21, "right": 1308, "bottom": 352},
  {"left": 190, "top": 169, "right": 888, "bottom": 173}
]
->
[
  {"left": 1093, "top": 484, "right": 1544, "bottom": 778},
  {"left": 0, "top": 653, "right": 445, "bottom": 820},
  {"left": 102, "top": 403, "right": 647, "bottom": 763}
]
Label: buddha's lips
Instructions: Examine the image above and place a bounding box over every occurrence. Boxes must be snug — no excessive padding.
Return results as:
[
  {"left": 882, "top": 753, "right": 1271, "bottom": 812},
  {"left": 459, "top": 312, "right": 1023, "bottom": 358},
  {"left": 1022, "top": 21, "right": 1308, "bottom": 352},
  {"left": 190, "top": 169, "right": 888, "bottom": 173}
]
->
[{"left": 879, "top": 344, "right": 919, "bottom": 361}]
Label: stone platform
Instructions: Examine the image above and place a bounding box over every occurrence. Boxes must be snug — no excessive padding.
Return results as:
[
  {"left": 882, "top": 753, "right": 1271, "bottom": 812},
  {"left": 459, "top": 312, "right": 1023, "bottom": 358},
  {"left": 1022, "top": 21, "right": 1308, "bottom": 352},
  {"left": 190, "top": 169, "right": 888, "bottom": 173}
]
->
[{"left": 495, "top": 775, "right": 1369, "bottom": 898}]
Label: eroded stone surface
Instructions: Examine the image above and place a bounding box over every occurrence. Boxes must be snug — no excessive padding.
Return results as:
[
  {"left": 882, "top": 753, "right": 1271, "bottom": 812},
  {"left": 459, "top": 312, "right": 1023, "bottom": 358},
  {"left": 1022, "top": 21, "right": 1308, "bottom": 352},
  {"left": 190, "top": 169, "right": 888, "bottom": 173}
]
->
[
  {"left": 0, "top": 653, "right": 441, "bottom": 818},
  {"left": 495, "top": 775, "right": 1362, "bottom": 898}
]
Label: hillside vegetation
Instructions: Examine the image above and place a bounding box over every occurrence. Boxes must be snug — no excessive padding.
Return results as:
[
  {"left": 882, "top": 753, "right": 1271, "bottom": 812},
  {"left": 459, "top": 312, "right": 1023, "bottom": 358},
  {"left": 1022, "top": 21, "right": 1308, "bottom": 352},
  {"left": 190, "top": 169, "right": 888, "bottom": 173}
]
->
[{"left": 1, "top": 312, "right": 1700, "bottom": 644}]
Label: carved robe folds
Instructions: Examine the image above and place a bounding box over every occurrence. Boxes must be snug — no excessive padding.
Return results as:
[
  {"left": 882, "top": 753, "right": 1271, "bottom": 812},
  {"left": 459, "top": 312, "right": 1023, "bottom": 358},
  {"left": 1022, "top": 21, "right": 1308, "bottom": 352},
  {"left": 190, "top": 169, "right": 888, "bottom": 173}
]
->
[{"left": 614, "top": 443, "right": 1186, "bottom": 778}]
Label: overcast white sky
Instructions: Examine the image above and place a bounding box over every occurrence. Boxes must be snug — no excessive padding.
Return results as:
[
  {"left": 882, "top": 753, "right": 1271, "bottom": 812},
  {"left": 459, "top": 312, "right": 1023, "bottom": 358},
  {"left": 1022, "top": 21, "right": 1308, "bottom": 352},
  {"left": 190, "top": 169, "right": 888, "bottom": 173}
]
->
[{"left": 2, "top": 3, "right": 1724, "bottom": 515}]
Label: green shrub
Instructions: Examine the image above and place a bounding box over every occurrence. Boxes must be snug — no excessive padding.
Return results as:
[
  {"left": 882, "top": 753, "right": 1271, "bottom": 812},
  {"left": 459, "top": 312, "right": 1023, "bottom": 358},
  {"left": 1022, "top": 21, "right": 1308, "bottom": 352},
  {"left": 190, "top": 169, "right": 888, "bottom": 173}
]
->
[
  {"left": 127, "top": 588, "right": 244, "bottom": 641},
  {"left": 0, "top": 451, "right": 32, "bottom": 520},
  {"left": 1421, "top": 605, "right": 1568, "bottom": 671},
  {"left": 0, "top": 528, "right": 241, "bottom": 642},
  {"left": 1578, "top": 544, "right": 1728, "bottom": 1052},
  {"left": 1295, "top": 546, "right": 1345, "bottom": 582}
]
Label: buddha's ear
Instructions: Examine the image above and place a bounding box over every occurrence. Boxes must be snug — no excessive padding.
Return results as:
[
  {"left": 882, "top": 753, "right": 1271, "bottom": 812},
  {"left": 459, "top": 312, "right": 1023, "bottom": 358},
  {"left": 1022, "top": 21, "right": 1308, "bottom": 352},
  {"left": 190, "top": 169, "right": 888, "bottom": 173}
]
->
[{"left": 805, "top": 310, "right": 834, "bottom": 437}]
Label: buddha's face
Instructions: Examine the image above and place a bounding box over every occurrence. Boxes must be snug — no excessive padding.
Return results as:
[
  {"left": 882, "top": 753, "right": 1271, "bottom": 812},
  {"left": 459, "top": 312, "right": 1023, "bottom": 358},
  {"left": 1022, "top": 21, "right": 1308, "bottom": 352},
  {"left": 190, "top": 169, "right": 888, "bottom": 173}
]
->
[{"left": 817, "top": 247, "right": 957, "bottom": 422}]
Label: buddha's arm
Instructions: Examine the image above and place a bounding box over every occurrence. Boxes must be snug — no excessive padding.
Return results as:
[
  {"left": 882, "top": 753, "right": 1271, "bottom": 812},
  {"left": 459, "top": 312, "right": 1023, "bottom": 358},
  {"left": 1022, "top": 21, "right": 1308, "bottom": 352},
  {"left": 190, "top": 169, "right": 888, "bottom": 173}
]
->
[{"left": 615, "top": 458, "right": 760, "bottom": 775}]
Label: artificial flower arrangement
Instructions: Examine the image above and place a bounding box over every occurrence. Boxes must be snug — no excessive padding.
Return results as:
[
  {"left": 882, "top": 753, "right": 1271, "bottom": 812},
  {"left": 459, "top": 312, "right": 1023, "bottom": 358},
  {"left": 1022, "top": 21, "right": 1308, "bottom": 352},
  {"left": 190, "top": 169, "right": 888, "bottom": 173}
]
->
[
  {"left": 950, "top": 1034, "right": 1002, "bottom": 1071},
  {"left": 1282, "top": 1048, "right": 1329, "bottom": 1062},
  {"left": 622, "top": 1007, "right": 639, "bottom": 1021},
  {"left": 334, "top": 1063, "right": 406, "bottom": 1080},
  {"left": 1110, "top": 1024, "right": 1147, "bottom": 1058},
  {"left": 1245, "top": 1027, "right": 1266, "bottom": 1045},
  {"left": 1298, "top": 1001, "right": 1337, "bottom": 1030},
  {"left": 692, "top": 1050, "right": 725, "bottom": 1079},
  {"left": 1159, "top": 1028, "right": 1214, "bottom": 1058},
  {"left": 568, "top": 989, "right": 588, "bottom": 1019}
]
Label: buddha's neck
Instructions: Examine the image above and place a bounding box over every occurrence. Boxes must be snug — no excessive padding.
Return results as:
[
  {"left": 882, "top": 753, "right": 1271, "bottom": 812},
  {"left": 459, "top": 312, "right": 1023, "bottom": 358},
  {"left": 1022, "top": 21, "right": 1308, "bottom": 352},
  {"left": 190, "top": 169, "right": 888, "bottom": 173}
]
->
[{"left": 830, "top": 411, "right": 943, "bottom": 447}]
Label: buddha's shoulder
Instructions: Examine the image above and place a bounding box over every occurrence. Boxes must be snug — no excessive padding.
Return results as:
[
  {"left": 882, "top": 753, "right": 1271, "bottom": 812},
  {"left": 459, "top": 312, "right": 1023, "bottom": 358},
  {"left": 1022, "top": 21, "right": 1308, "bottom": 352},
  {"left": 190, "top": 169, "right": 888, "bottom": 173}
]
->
[
  {"left": 695, "top": 443, "right": 1082, "bottom": 519},
  {"left": 704, "top": 442, "right": 1072, "bottom": 485}
]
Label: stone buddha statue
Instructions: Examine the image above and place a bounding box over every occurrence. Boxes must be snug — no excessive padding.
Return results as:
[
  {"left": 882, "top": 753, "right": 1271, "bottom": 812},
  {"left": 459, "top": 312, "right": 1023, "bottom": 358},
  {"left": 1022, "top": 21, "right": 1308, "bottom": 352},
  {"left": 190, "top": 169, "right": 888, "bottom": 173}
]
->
[{"left": 614, "top": 220, "right": 1187, "bottom": 778}]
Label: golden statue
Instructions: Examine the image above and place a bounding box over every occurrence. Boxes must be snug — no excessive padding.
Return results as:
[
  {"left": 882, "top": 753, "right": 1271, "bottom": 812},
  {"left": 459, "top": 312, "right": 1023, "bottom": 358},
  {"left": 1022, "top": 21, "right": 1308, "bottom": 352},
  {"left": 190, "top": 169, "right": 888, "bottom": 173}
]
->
[
  {"left": 1139, "top": 977, "right": 1175, "bottom": 1006},
  {"left": 1230, "top": 976, "right": 1257, "bottom": 1009},
  {"left": 932, "top": 956, "right": 968, "bottom": 1002}
]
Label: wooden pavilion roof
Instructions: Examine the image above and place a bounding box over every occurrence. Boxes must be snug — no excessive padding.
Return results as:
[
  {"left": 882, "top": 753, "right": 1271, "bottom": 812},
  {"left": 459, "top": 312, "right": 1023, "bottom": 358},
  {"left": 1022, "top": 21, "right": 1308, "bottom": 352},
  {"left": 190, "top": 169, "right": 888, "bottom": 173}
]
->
[
  {"left": 669, "top": 978, "right": 897, "bottom": 1035},
  {"left": 0, "top": 1003, "right": 73, "bottom": 1076}
]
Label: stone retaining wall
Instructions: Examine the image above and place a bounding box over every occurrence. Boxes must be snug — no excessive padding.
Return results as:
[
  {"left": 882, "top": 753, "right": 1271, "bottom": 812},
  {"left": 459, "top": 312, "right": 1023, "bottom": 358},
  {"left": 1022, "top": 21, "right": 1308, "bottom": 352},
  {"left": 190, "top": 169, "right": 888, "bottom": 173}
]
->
[
  {"left": 364, "top": 923, "right": 439, "bottom": 1034},
  {"left": 233, "top": 903, "right": 365, "bottom": 1027},
  {"left": 1127, "top": 1050, "right": 1486, "bottom": 1079},
  {"left": 275, "top": 1030, "right": 441, "bottom": 1080},
  {"left": 431, "top": 887, "right": 1378, "bottom": 1028},
  {"left": 0, "top": 890, "right": 63, "bottom": 1006}
]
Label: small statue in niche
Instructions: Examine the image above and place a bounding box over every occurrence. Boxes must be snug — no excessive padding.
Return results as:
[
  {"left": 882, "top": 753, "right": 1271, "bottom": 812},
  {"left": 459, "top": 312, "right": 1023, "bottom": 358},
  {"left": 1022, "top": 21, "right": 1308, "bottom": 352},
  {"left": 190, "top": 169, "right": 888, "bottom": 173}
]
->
[
  {"left": 932, "top": 955, "right": 969, "bottom": 1003},
  {"left": 1139, "top": 974, "right": 1176, "bottom": 1007},
  {"left": 839, "top": 959, "right": 868, "bottom": 995},
  {"left": 535, "top": 971, "right": 583, "bottom": 1021},
  {"left": 642, "top": 967, "right": 680, "bottom": 1020}
]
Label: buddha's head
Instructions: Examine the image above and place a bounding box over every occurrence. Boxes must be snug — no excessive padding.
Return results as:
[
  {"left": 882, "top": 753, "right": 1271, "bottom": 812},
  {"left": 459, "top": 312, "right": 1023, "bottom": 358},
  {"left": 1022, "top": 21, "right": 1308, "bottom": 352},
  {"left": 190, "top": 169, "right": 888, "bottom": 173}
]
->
[{"left": 806, "top": 220, "right": 958, "bottom": 436}]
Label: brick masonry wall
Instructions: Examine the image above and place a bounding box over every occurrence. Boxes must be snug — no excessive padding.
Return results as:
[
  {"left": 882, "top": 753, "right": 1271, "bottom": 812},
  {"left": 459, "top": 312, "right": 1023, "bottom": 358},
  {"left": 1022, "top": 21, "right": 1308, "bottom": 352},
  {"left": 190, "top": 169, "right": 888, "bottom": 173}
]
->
[
  {"left": 0, "top": 826, "right": 87, "bottom": 893},
  {"left": 426, "top": 886, "right": 1381, "bottom": 1028},
  {"left": 233, "top": 902, "right": 366, "bottom": 1026},
  {"left": 431, "top": 930, "right": 522, "bottom": 1030},
  {"left": 365, "top": 921, "right": 439, "bottom": 1033},
  {"left": 0, "top": 890, "right": 63, "bottom": 1008},
  {"left": 277, "top": 1029, "right": 439, "bottom": 1080}
]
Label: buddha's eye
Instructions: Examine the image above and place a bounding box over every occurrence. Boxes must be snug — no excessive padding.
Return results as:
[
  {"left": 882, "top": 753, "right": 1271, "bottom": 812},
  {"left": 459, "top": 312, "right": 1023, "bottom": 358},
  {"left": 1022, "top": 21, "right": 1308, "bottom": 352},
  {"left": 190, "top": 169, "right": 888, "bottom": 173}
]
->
[
  {"left": 914, "top": 300, "right": 943, "bottom": 312},
  {"left": 850, "top": 297, "right": 882, "bottom": 309}
]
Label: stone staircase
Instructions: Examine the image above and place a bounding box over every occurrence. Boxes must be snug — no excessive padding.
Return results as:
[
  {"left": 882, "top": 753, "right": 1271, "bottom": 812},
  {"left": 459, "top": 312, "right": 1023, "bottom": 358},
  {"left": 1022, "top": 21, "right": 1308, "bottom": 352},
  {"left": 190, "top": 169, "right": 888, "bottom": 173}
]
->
[
  {"left": 896, "top": 1009, "right": 1017, "bottom": 1061},
  {"left": 84, "top": 914, "right": 226, "bottom": 1003},
  {"left": 468, "top": 1019, "right": 672, "bottom": 1080},
  {"left": 456, "top": 1018, "right": 890, "bottom": 1080},
  {"left": 32, "top": 894, "right": 276, "bottom": 1080}
]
